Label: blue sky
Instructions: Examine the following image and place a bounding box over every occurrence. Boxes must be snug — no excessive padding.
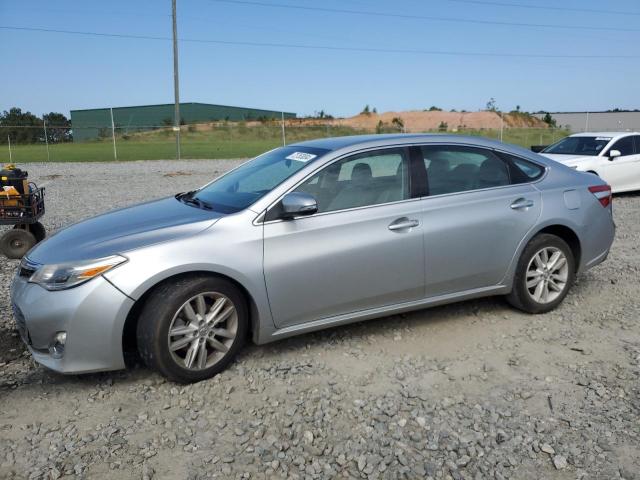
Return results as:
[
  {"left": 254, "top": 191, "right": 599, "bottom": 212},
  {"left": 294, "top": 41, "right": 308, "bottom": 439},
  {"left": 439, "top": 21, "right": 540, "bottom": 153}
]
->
[{"left": 1, "top": 0, "right": 639, "bottom": 117}]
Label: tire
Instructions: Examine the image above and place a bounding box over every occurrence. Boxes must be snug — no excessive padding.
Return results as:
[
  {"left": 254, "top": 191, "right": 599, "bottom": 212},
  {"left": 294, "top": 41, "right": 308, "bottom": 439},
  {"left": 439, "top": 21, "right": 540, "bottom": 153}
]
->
[
  {"left": 1, "top": 228, "right": 37, "bottom": 259},
  {"left": 136, "top": 275, "right": 248, "bottom": 383},
  {"left": 506, "top": 233, "right": 576, "bottom": 314}
]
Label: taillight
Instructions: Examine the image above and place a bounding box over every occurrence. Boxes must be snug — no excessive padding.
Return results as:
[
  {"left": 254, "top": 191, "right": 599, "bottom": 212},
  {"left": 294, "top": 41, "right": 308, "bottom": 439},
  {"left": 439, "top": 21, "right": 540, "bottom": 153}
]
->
[{"left": 588, "top": 184, "right": 612, "bottom": 208}]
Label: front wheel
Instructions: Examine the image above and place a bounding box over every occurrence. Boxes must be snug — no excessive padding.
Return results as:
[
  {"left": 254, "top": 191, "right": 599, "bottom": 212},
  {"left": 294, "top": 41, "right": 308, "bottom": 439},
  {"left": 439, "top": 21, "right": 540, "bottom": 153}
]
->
[
  {"left": 137, "top": 276, "right": 248, "bottom": 383},
  {"left": 507, "top": 234, "right": 575, "bottom": 314}
]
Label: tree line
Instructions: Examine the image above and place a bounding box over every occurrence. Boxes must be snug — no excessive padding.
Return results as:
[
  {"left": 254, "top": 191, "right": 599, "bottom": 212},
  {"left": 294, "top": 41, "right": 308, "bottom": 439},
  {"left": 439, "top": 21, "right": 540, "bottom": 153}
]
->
[{"left": 0, "top": 107, "right": 72, "bottom": 144}]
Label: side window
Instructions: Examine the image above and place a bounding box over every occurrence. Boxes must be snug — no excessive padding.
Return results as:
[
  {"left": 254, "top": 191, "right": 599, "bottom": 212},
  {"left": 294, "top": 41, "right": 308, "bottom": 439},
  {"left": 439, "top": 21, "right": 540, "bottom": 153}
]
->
[
  {"left": 421, "top": 145, "right": 510, "bottom": 195},
  {"left": 634, "top": 136, "right": 640, "bottom": 155},
  {"left": 495, "top": 151, "right": 545, "bottom": 183},
  {"left": 294, "top": 148, "right": 409, "bottom": 213},
  {"left": 609, "top": 136, "right": 634, "bottom": 156}
]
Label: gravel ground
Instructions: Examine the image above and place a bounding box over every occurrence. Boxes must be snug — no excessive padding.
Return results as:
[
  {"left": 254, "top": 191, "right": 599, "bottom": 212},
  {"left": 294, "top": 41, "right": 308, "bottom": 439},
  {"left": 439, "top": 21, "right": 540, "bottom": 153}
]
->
[{"left": 1, "top": 160, "right": 639, "bottom": 480}]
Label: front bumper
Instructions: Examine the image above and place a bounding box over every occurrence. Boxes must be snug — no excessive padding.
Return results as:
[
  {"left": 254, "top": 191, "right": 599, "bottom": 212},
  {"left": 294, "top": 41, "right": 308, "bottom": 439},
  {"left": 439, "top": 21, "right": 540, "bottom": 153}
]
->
[{"left": 10, "top": 273, "right": 135, "bottom": 374}]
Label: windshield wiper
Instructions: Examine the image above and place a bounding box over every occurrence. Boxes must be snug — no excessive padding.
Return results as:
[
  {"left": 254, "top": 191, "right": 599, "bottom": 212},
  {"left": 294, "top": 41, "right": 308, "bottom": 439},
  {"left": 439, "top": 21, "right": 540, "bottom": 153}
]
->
[{"left": 177, "top": 191, "right": 214, "bottom": 210}]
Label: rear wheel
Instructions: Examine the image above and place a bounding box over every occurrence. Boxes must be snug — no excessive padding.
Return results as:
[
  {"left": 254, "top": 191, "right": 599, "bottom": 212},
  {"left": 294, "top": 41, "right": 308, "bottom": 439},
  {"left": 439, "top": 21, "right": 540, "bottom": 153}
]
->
[
  {"left": 1, "top": 228, "right": 37, "bottom": 259},
  {"left": 136, "top": 276, "right": 248, "bottom": 383},
  {"left": 507, "top": 234, "right": 575, "bottom": 314}
]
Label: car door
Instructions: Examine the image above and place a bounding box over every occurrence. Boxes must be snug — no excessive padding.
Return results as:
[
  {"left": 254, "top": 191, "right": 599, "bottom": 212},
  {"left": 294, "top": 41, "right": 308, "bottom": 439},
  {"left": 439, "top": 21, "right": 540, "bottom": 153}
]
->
[
  {"left": 599, "top": 136, "right": 640, "bottom": 192},
  {"left": 263, "top": 147, "right": 425, "bottom": 328},
  {"left": 419, "top": 145, "right": 543, "bottom": 297}
]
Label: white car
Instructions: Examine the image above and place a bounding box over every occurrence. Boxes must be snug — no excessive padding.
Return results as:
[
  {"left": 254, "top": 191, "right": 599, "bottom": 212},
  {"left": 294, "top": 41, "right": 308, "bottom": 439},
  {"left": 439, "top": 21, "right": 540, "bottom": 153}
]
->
[{"left": 540, "top": 132, "right": 640, "bottom": 193}]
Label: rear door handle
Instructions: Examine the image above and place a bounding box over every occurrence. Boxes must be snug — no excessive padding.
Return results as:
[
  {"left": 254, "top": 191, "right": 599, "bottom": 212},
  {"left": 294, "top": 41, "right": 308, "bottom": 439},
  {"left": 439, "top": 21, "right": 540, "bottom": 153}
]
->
[
  {"left": 388, "top": 218, "right": 419, "bottom": 231},
  {"left": 510, "top": 198, "right": 534, "bottom": 210}
]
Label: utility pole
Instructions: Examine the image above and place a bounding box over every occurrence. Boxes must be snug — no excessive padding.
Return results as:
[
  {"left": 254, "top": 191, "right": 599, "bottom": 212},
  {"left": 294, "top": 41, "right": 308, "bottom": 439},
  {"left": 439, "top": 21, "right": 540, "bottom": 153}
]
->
[
  {"left": 281, "top": 112, "right": 286, "bottom": 146},
  {"left": 43, "top": 116, "right": 50, "bottom": 162},
  {"left": 110, "top": 107, "right": 118, "bottom": 161},
  {"left": 585, "top": 112, "right": 589, "bottom": 132},
  {"left": 172, "top": 0, "right": 181, "bottom": 160},
  {"left": 7, "top": 135, "right": 12, "bottom": 163}
]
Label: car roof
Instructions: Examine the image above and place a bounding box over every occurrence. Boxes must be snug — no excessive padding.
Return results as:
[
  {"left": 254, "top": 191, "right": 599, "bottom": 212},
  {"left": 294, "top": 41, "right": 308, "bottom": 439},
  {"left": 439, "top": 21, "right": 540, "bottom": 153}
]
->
[
  {"left": 291, "top": 133, "right": 522, "bottom": 152},
  {"left": 570, "top": 131, "right": 639, "bottom": 138}
]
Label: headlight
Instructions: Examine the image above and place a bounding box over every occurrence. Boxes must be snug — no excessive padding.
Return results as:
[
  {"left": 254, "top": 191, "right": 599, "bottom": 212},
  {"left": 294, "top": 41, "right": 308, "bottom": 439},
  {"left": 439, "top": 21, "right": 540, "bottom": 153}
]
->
[{"left": 27, "top": 255, "right": 127, "bottom": 291}]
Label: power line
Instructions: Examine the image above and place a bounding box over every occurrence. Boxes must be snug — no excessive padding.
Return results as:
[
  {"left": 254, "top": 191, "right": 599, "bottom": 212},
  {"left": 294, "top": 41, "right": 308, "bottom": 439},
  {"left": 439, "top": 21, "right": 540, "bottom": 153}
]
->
[
  {"left": 2, "top": 26, "right": 639, "bottom": 59},
  {"left": 0, "top": 26, "right": 168, "bottom": 42},
  {"left": 207, "top": 0, "right": 640, "bottom": 32},
  {"left": 446, "top": 0, "right": 640, "bottom": 17}
]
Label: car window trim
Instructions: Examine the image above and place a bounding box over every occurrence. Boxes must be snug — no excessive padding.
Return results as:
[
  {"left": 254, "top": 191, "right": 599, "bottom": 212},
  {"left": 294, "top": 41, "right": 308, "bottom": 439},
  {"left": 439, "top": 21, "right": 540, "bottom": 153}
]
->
[
  {"left": 412, "top": 143, "right": 548, "bottom": 200},
  {"left": 603, "top": 135, "right": 635, "bottom": 158},
  {"left": 256, "top": 142, "right": 549, "bottom": 225},
  {"left": 258, "top": 144, "right": 416, "bottom": 225}
]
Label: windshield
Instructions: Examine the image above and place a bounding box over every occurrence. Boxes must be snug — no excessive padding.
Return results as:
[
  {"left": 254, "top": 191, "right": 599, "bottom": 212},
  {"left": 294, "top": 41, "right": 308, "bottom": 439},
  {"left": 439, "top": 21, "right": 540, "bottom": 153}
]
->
[
  {"left": 543, "top": 136, "right": 611, "bottom": 156},
  {"left": 190, "top": 146, "right": 329, "bottom": 214}
]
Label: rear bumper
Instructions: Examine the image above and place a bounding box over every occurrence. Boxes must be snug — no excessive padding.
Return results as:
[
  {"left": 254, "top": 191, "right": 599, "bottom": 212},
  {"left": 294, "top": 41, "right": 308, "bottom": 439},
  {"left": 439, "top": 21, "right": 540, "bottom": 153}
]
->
[
  {"left": 10, "top": 274, "right": 134, "bottom": 374},
  {"left": 579, "top": 208, "right": 615, "bottom": 274},
  {"left": 584, "top": 246, "right": 610, "bottom": 270}
]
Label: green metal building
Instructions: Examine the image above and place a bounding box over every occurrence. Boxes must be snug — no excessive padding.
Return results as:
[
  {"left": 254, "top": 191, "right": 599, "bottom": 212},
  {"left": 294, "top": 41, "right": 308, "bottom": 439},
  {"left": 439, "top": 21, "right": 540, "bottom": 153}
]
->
[{"left": 70, "top": 102, "right": 296, "bottom": 141}]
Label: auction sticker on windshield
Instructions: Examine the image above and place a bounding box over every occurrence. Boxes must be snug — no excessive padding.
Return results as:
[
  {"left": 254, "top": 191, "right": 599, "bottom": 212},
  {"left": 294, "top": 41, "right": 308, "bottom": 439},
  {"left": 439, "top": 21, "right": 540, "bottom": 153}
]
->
[{"left": 286, "top": 152, "right": 317, "bottom": 162}]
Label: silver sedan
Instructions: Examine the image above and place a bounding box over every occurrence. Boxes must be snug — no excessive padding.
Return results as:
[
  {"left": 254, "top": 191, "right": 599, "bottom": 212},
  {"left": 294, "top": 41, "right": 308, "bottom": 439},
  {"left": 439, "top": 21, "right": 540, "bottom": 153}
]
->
[{"left": 11, "top": 134, "right": 615, "bottom": 382}]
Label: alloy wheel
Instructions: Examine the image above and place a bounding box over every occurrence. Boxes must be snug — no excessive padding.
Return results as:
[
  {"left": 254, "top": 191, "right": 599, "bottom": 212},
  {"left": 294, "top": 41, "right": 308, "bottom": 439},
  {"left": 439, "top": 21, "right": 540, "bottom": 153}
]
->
[
  {"left": 525, "top": 247, "right": 569, "bottom": 304},
  {"left": 167, "top": 292, "right": 238, "bottom": 370}
]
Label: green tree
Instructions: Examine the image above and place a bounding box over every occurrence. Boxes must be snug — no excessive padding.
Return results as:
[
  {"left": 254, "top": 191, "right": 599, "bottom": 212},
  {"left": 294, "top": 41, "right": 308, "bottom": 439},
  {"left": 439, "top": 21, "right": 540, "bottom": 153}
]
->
[
  {"left": 486, "top": 98, "right": 497, "bottom": 112},
  {"left": 428, "top": 106, "right": 442, "bottom": 111},
  {"left": 391, "top": 117, "right": 404, "bottom": 131},
  {"left": 43, "top": 112, "right": 71, "bottom": 143},
  {"left": 361, "top": 105, "right": 371, "bottom": 115},
  {"left": 0, "top": 107, "right": 42, "bottom": 144},
  {"left": 542, "top": 112, "right": 557, "bottom": 127}
]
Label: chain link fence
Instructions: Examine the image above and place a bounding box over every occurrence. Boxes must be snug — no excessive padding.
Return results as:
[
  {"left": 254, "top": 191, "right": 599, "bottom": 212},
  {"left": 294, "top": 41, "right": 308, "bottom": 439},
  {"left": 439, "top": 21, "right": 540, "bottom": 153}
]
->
[{"left": 1, "top": 121, "right": 571, "bottom": 163}]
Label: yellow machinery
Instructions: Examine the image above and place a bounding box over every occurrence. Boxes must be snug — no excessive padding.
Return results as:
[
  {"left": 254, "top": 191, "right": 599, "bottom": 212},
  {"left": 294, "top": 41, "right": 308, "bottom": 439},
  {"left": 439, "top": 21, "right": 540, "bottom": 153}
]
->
[{"left": 0, "top": 164, "right": 46, "bottom": 259}]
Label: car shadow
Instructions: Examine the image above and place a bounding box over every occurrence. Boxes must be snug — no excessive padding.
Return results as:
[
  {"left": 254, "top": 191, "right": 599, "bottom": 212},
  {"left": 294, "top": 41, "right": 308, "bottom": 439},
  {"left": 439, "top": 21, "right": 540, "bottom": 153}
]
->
[
  {"left": 1, "top": 295, "right": 513, "bottom": 391},
  {"left": 613, "top": 191, "right": 640, "bottom": 199},
  {"left": 240, "top": 295, "right": 521, "bottom": 363}
]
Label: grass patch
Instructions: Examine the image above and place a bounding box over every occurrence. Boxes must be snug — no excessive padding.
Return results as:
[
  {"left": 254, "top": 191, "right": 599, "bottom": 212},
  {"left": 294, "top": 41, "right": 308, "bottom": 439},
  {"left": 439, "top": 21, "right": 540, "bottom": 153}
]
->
[{"left": 3, "top": 125, "right": 568, "bottom": 163}]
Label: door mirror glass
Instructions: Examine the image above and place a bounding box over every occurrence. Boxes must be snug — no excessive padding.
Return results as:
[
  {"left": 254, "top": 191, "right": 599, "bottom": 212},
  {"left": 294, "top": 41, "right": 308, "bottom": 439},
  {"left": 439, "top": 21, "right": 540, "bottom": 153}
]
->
[
  {"left": 280, "top": 192, "right": 318, "bottom": 219},
  {"left": 609, "top": 149, "right": 621, "bottom": 159}
]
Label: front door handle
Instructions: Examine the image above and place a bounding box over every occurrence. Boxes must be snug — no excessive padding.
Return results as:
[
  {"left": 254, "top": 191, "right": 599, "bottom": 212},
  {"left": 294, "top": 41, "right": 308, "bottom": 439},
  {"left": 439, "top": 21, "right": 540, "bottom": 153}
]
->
[
  {"left": 388, "top": 217, "right": 419, "bottom": 231},
  {"left": 510, "top": 198, "right": 534, "bottom": 210}
]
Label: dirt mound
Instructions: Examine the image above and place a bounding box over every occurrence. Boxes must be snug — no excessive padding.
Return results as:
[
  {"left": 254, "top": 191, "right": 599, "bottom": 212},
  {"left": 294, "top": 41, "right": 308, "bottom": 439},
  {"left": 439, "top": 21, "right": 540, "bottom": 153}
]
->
[{"left": 330, "top": 110, "right": 547, "bottom": 132}]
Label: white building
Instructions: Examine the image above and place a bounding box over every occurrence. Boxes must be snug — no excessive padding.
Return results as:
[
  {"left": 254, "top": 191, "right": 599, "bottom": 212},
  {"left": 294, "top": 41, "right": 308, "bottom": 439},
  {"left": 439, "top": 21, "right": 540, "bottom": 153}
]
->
[{"left": 534, "top": 111, "right": 640, "bottom": 133}]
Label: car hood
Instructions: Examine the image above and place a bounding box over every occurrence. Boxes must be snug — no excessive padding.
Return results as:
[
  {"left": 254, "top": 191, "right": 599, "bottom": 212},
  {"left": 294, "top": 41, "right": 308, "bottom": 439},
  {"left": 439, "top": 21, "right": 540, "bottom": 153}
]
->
[
  {"left": 540, "top": 153, "right": 594, "bottom": 164},
  {"left": 27, "top": 196, "right": 223, "bottom": 264}
]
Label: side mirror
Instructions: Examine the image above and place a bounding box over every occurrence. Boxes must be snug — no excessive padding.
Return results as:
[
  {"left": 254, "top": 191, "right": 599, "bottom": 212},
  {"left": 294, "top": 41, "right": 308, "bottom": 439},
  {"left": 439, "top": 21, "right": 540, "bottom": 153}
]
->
[
  {"left": 530, "top": 145, "right": 548, "bottom": 153},
  {"left": 280, "top": 192, "right": 318, "bottom": 220},
  {"left": 608, "top": 149, "right": 621, "bottom": 160}
]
